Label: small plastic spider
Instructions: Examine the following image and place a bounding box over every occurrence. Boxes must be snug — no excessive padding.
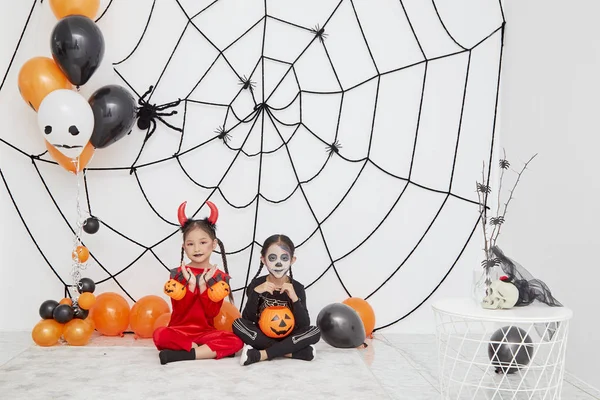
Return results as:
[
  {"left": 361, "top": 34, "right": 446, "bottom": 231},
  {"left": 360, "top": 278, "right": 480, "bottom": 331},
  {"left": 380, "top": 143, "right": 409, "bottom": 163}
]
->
[
  {"left": 326, "top": 140, "right": 342, "bottom": 158},
  {"left": 311, "top": 24, "right": 328, "bottom": 43},
  {"left": 215, "top": 126, "right": 231, "bottom": 143},
  {"left": 239, "top": 75, "right": 256, "bottom": 91},
  {"left": 489, "top": 216, "right": 505, "bottom": 226},
  {"left": 136, "top": 85, "right": 182, "bottom": 141},
  {"left": 476, "top": 182, "right": 492, "bottom": 194}
]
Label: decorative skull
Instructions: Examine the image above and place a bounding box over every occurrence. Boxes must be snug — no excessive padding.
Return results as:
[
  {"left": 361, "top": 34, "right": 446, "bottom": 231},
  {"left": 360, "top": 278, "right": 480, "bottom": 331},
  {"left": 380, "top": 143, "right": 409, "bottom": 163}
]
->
[{"left": 482, "top": 277, "right": 519, "bottom": 309}]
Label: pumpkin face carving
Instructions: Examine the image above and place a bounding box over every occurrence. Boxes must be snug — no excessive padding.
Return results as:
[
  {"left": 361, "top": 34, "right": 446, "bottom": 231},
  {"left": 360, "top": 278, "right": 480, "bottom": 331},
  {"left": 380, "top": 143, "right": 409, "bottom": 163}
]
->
[
  {"left": 208, "top": 280, "right": 230, "bottom": 302},
  {"left": 259, "top": 306, "right": 295, "bottom": 338},
  {"left": 163, "top": 279, "right": 186, "bottom": 301}
]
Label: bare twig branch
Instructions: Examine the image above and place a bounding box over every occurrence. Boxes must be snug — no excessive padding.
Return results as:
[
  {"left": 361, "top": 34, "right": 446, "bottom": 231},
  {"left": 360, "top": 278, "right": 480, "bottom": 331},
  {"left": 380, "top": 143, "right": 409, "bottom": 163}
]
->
[
  {"left": 491, "top": 153, "right": 538, "bottom": 246},
  {"left": 490, "top": 148, "right": 507, "bottom": 240},
  {"left": 479, "top": 162, "right": 490, "bottom": 258}
]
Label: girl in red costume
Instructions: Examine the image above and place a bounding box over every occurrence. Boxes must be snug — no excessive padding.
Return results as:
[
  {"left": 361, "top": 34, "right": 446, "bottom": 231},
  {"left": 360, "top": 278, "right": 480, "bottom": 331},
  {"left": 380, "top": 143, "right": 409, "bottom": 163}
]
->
[{"left": 153, "top": 201, "right": 243, "bottom": 365}]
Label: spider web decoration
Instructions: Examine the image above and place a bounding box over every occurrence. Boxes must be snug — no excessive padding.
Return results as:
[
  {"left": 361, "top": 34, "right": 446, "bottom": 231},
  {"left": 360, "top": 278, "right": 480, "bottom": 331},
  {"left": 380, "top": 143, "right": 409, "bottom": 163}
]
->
[{"left": 0, "top": 0, "right": 505, "bottom": 331}]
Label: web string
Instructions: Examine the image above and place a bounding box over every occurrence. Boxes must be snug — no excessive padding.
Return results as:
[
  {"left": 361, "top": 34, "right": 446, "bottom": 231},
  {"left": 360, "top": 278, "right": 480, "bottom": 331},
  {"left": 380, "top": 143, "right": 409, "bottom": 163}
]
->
[{"left": 0, "top": 0, "right": 505, "bottom": 329}]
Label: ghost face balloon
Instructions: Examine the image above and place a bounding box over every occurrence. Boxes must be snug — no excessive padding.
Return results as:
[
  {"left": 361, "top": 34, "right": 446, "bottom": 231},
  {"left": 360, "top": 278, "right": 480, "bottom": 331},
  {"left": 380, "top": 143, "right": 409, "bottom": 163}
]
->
[
  {"left": 263, "top": 243, "right": 295, "bottom": 279},
  {"left": 37, "top": 89, "right": 94, "bottom": 158}
]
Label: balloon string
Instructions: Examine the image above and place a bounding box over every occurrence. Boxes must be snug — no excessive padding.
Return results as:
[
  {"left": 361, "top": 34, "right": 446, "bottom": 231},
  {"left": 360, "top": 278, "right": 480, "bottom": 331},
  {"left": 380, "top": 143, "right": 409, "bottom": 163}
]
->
[{"left": 70, "top": 157, "right": 87, "bottom": 301}]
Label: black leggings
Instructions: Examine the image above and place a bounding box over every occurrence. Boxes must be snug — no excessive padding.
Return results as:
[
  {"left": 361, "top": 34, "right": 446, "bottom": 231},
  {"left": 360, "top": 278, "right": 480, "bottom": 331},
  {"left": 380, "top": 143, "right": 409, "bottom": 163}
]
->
[{"left": 232, "top": 318, "right": 321, "bottom": 359}]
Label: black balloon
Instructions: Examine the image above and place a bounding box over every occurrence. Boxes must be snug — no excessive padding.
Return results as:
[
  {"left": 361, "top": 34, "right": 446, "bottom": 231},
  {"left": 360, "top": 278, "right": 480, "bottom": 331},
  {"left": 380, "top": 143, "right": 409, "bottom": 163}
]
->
[
  {"left": 83, "top": 216, "right": 100, "bottom": 234},
  {"left": 89, "top": 85, "right": 137, "bottom": 148},
  {"left": 39, "top": 300, "right": 59, "bottom": 320},
  {"left": 77, "top": 277, "right": 96, "bottom": 294},
  {"left": 72, "top": 302, "right": 89, "bottom": 320},
  {"left": 488, "top": 326, "right": 533, "bottom": 374},
  {"left": 50, "top": 15, "right": 105, "bottom": 86},
  {"left": 317, "top": 303, "right": 366, "bottom": 348},
  {"left": 53, "top": 304, "right": 74, "bottom": 324}
]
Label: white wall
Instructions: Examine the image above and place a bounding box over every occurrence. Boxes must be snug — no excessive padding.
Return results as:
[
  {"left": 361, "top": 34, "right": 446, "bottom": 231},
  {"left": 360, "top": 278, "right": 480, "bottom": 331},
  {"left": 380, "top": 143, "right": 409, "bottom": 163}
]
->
[
  {"left": 499, "top": 0, "right": 600, "bottom": 390},
  {"left": 1, "top": 0, "right": 504, "bottom": 336}
]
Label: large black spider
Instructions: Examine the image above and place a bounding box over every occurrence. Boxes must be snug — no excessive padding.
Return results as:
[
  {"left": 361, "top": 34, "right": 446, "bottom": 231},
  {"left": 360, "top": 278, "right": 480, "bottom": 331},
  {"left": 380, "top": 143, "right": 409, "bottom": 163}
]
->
[{"left": 136, "top": 85, "right": 182, "bottom": 142}]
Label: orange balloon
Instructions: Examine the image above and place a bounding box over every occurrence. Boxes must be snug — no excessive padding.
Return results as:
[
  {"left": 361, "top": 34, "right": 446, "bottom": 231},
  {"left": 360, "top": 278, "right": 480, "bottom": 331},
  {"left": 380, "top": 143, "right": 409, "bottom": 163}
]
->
[
  {"left": 129, "top": 295, "right": 170, "bottom": 338},
  {"left": 78, "top": 292, "right": 96, "bottom": 310},
  {"left": 49, "top": 0, "right": 100, "bottom": 19},
  {"left": 59, "top": 297, "right": 72, "bottom": 306},
  {"left": 18, "top": 57, "right": 71, "bottom": 111},
  {"left": 90, "top": 292, "right": 130, "bottom": 336},
  {"left": 153, "top": 312, "right": 171, "bottom": 332},
  {"left": 72, "top": 245, "right": 90, "bottom": 263},
  {"left": 45, "top": 140, "right": 95, "bottom": 174},
  {"left": 63, "top": 319, "right": 94, "bottom": 346},
  {"left": 213, "top": 301, "right": 241, "bottom": 332},
  {"left": 343, "top": 298, "right": 376, "bottom": 337},
  {"left": 31, "top": 319, "right": 64, "bottom": 347}
]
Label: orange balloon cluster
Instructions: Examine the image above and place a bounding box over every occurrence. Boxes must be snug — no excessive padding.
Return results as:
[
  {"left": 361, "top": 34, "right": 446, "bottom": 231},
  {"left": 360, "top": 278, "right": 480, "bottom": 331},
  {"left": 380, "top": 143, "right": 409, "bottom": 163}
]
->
[{"left": 343, "top": 297, "right": 376, "bottom": 338}]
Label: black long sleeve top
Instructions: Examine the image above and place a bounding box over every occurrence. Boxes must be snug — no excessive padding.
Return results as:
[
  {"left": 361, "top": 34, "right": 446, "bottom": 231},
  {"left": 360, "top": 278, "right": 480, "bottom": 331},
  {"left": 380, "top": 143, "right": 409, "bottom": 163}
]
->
[{"left": 242, "top": 275, "right": 311, "bottom": 328}]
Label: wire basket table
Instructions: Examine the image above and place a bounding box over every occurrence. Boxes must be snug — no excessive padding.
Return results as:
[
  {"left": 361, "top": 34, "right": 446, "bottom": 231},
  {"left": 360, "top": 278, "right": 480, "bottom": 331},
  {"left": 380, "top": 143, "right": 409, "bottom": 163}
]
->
[{"left": 432, "top": 298, "right": 573, "bottom": 399}]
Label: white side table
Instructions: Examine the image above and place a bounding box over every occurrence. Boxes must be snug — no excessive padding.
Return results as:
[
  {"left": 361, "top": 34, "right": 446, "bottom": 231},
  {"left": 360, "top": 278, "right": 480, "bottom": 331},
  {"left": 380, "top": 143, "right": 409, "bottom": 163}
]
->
[{"left": 432, "top": 297, "right": 573, "bottom": 399}]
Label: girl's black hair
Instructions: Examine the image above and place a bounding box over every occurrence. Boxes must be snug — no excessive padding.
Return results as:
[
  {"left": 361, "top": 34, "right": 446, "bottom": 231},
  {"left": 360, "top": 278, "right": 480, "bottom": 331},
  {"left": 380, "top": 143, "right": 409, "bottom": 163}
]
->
[
  {"left": 181, "top": 219, "right": 234, "bottom": 304},
  {"left": 253, "top": 234, "right": 295, "bottom": 281}
]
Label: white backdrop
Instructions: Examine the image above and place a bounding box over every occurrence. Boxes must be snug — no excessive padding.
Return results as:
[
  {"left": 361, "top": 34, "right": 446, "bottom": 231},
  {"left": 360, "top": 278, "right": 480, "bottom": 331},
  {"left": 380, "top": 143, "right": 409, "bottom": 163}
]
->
[
  {"left": 499, "top": 0, "right": 599, "bottom": 390},
  {"left": 0, "top": 0, "right": 503, "bottom": 334}
]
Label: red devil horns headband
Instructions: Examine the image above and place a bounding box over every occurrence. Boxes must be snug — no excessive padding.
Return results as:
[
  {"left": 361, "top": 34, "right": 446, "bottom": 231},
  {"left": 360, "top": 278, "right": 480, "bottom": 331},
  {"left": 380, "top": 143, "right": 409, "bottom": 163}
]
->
[{"left": 177, "top": 201, "right": 219, "bottom": 226}]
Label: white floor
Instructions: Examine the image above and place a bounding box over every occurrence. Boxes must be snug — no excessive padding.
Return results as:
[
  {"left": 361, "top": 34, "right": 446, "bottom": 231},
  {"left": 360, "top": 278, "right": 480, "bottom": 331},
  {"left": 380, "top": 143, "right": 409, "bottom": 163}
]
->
[{"left": 0, "top": 331, "right": 598, "bottom": 400}]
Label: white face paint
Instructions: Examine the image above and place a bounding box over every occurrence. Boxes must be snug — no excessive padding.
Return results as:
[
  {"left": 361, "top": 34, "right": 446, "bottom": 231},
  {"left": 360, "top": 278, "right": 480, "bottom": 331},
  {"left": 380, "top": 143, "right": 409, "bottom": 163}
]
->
[
  {"left": 482, "top": 280, "right": 519, "bottom": 309},
  {"left": 264, "top": 244, "right": 293, "bottom": 279}
]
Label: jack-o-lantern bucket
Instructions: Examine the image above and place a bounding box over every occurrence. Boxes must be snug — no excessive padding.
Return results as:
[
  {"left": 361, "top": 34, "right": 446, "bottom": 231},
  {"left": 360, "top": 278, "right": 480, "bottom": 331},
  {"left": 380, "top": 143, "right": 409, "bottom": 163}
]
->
[
  {"left": 259, "top": 306, "right": 295, "bottom": 338},
  {"left": 208, "top": 280, "right": 231, "bottom": 302},
  {"left": 163, "top": 279, "right": 186, "bottom": 301}
]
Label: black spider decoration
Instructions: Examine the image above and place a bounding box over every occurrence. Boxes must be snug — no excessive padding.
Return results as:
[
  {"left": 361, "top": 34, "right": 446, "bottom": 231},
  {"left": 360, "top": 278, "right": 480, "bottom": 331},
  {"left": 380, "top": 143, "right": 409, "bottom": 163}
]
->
[
  {"left": 239, "top": 75, "right": 256, "bottom": 91},
  {"left": 326, "top": 140, "right": 342, "bottom": 158},
  {"left": 489, "top": 216, "right": 505, "bottom": 226},
  {"left": 481, "top": 258, "right": 500, "bottom": 269},
  {"left": 215, "top": 126, "right": 231, "bottom": 144},
  {"left": 136, "top": 85, "right": 183, "bottom": 142},
  {"left": 311, "top": 24, "right": 328, "bottom": 43},
  {"left": 499, "top": 159, "right": 510, "bottom": 169},
  {"left": 476, "top": 182, "right": 492, "bottom": 194}
]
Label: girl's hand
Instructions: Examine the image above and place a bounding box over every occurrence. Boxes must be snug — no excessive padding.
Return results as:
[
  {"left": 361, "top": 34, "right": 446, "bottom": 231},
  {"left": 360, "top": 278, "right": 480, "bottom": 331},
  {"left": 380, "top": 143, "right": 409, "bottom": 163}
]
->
[
  {"left": 198, "top": 264, "right": 217, "bottom": 293},
  {"left": 180, "top": 265, "right": 197, "bottom": 292},
  {"left": 201, "top": 264, "right": 217, "bottom": 283},
  {"left": 254, "top": 281, "right": 277, "bottom": 294},
  {"left": 280, "top": 283, "right": 298, "bottom": 302}
]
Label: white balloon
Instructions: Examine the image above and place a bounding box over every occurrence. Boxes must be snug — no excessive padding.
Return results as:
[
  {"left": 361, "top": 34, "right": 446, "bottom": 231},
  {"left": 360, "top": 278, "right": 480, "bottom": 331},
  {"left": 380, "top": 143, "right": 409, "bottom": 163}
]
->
[{"left": 37, "top": 89, "right": 94, "bottom": 159}]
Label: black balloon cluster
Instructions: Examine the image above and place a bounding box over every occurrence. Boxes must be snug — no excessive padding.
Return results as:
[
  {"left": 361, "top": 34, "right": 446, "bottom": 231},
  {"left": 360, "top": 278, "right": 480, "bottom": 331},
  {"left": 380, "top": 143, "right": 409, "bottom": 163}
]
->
[
  {"left": 38, "top": 278, "right": 96, "bottom": 324},
  {"left": 49, "top": 14, "right": 140, "bottom": 150}
]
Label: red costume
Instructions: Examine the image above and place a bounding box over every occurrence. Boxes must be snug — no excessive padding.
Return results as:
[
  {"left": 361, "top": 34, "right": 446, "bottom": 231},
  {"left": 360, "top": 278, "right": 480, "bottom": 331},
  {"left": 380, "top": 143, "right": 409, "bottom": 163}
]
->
[{"left": 153, "top": 265, "right": 243, "bottom": 359}]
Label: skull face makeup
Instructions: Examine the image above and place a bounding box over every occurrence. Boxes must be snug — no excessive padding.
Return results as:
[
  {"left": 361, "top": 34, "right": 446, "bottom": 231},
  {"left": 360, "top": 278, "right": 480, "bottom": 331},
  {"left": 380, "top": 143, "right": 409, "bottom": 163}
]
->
[
  {"left": 264, "top": 244, "right": 294, "bottom": 279},
  {"left": 482, "top": 278, "right": 519, "bottom": 309}
]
